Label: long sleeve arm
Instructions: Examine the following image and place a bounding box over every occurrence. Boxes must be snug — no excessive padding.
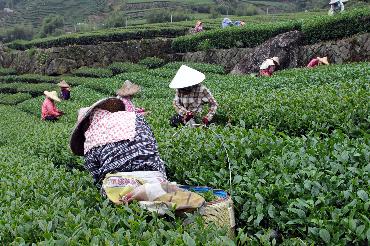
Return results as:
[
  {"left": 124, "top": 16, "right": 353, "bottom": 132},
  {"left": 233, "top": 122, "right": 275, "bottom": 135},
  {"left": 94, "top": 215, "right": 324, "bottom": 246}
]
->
[{"left": 173, "top": 91, "right": 188, "bottom": 115}]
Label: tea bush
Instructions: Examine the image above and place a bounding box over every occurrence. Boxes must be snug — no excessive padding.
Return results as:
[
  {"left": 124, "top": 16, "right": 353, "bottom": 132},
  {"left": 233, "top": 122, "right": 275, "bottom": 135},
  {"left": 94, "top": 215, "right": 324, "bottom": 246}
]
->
[
  {"left": 9, "top": 27, "right": 189, "bottom": 50},
  {"left": 172, "top": 21, "right": 301, "bottom": 52},
  {"left": 0, "top": 92, "right": 32, "bottom": 105},
  {"left": 172, "top": 8, "right": 370, "bottom": 52},
  {"left": 0, "top": 67, "right": 17, "bottom": 76},
  {"left": 138, "top": 57, "right": 166, "bottom": 69},
  {"left": 164, "top": 62, "right": 225, "bottom": 74},
  {"left": 72, "top": 67, "right": 114, "bottom": 78},
  {"left": 108, "top": 62, "right": 146, "bottom": 75},
  {"left": 0, "top": 82, "right": 58, "bottom": 96},
  {"left": 0, "top": 61, "right": 369, "bottom": 244}
]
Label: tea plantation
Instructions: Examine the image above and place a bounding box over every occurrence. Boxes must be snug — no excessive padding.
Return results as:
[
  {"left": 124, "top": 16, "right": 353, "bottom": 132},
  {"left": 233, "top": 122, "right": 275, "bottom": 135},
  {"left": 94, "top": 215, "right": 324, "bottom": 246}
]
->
[{"left": 0, "top": 61, "right": 369, "bottom": 244}]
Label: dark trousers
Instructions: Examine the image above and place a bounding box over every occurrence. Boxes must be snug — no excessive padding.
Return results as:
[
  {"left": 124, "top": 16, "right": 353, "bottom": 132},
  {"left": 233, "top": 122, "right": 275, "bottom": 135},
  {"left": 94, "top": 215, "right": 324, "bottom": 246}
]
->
[
  {"left": 170, "top": 114, "right": 201, "bottom": 128},
  {"left": 44, "top": 116, "right": 58, "bottom": 122},
  {"left": 170, "top": 114, "right": 184, "bottom": 128}
]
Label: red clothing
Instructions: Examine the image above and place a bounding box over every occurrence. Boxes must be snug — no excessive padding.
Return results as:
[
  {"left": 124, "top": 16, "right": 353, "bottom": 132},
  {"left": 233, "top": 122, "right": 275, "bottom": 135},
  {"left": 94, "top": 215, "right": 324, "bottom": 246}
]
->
[
  {"left": 307, "top": 58, "right": 320, "bottom": 68},
  {"left": 41, "top": 98, "right": 62, "bottom": 120},
  {"left": 259, "top": 69, "right": 272, "bottom": 77},
  {"left": 194, "top": 25, "right": 203, "bottom": 33}
]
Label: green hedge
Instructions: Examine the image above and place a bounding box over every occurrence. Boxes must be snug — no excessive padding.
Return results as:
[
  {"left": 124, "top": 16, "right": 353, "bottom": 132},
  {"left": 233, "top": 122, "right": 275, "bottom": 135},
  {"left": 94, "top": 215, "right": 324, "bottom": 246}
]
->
[
  {"left": 0, "top": 67, "right": 17, "bottom": 76},
  {"left": 302, "top": 8, "right": 370, "bottom": 44},
  {"left": 72, "top": 67, "right": 114, "bottom": 78},
  {"left": 0, "top": 74, "right": 57, "bottom": 84},
  {"left": 172, "top": 8, "right": 370, "bottom": 52},
  {"left": 164, "top": 62, "right": 225, "bottom": 74},
  {"left": 108, "top": 62, "right": 146, "bottom": 75},
  {"left": 172, "top": 21, "right": 301, "bottom": 52},
  {"left": 1, "top": 62, "right": 369, "bottom": 244},
  {"left": 0, "top": 83, "right": 57, "bottom": 96},
  {"left": 0, "top": 93, "right": 32, "bottom": 105},
  {"left": 9, "top": 27, "right": 189, "bottom": 50},
  {"left": 138, "top": 57, "right": 166, "bottom": 69}
]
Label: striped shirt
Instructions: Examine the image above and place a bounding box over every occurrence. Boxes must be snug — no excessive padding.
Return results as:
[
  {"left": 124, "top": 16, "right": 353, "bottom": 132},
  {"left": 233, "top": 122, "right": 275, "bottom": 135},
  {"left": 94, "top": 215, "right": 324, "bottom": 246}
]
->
[
  {"left": 173, "top": 84, "right": 218, "bottom": 120},
  {"left": 84, "top": 114, "right": 166, "bottom": 185}
]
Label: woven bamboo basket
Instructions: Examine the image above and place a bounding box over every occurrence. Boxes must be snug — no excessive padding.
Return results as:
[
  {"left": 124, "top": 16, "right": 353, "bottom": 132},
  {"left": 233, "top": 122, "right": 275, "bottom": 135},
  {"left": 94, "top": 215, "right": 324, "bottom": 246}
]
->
[
  {"left": 200, "top": 195, "right": 235, "bottom": 237},
  {"left": 180, "top": 186, "right": 235, "bottom": 237}
]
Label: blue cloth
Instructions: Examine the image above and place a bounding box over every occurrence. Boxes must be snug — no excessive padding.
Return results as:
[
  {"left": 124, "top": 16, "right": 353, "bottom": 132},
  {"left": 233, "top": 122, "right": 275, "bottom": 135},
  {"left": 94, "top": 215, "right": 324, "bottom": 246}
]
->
[
  {"left": 179, "top": 185, "right": 228, "bottom": 199},
  {"left": 222, "top": 18, "right": 233, "bottom": 28},
  {"left": 234, "top": 21, "right": 242, "bottom": 26},
  {"left": 60, "top": 90, "right": 70, "bottom": 100}
]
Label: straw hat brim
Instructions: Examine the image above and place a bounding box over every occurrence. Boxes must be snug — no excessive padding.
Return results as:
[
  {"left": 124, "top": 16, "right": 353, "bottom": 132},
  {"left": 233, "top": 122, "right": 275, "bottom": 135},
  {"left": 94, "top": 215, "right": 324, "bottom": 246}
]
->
[
  {"left": 318, "top": 57, "right": 329, "bottom": 65},
  {"left": 57, "top": 80, "right": 70, "bottom": 88},
  {"left": 70, "top": 97, "right": 126, "bottom": 156},
  {"left": 169, "top": 65, "right": 205, "bottom": 89},
  {"left": 44, "top": 91, "right": 61, "bottom": 102},
  {"left": 260, "top": 59, "right": 275, "bottom": 70},
  {"left": 271, "top": 57, "right": 280, "bottom": 65},
  {"left": 117, "top": 82, "right": 141, "bottom": 97}
]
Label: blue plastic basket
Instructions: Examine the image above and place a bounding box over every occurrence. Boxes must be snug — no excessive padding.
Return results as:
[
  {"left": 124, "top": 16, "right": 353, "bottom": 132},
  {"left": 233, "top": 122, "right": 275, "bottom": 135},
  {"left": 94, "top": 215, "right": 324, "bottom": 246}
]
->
[{"left": 179, "top": 185, "right": 228, "bottom": 199}]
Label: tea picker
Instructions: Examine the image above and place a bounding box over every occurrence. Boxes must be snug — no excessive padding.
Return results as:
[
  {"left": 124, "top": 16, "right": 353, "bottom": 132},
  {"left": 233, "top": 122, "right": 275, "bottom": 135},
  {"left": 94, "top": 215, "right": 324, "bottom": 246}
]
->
[
  {"left": 70, "top": 97, "right": 234, "bottom": 233},
  {"left": 169, "top": 65, "right": 218, "bottom": 128},
  {"left": 328, "top": 0, "right": 346, "bottom": 16}
]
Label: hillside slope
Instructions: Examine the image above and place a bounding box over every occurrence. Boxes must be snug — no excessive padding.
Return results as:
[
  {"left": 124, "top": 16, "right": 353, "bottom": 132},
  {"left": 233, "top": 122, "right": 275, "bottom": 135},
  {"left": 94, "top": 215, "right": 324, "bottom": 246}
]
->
[
  {"left": 0, "top": 0, "right": 368, "bottom": 29},
  {"left": 0, "top": 0, "right": 329, "bottom": 28}
]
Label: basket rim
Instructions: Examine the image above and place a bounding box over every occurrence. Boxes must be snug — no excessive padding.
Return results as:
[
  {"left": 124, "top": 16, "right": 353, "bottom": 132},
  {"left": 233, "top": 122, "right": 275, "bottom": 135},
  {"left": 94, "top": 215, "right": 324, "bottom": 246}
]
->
[{"left": 205, "top": 195, "right": 231, "bottom": 206}]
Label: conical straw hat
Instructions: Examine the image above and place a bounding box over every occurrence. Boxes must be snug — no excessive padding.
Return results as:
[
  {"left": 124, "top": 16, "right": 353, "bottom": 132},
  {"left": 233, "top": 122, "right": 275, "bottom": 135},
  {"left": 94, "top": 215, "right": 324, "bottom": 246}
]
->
[
  {"left": 57, "top": 80, "right": 70, "bottom": 88},
  {"left": 318, "top": 56, "right": 329, "bottom": 65},
  {"left": 259, "top": 59, "right": 275, "bottom": 70},
  {"left": 169, "top": 65, "right": 205, "bottom": 89},
  {"left": 44, "top": 91, "right": 61, "bottom": 102},
  {"left": 117, "top": 80, "right": 141, "bottom": 97},
  {"left": 329, "top": 0, "right": 340, "bottom": 4}
]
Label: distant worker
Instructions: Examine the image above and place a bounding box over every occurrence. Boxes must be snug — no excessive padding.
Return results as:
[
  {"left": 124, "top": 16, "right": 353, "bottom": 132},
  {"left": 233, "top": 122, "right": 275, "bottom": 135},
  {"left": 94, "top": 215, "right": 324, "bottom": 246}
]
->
[
  {"left": 58, "top": 80, "right": 71, "bottom": 100},
  {"left": 169, "top": 65, "right": 218, "bottom": 127},
  {"left": 328, "top": 0, "right": 345, "bottom": 16},
  {"left": 259, "top": 58, "right": 278, "bottom": 77},
  {"left": 234, "top": 20, "right": 245, "bottom": 27},
  {"left": 222, "top": 18, "right": 233, "bottom": 28},
  {"left": 41, "top": 91, "right": 63, "bottom": 121},
  {"left": 70, "top": 98, "right": 205, "bottom": 211},
  {"left": 270, "top": 56, "right": 280, "bottom": 72},
  {"left": 116, "top": 80, "right": 147, "bottom": 115},
  {"left": 194, "top": 20, "right": 204, "bottom": 33},
  {"left": 307, "top": 56, "right": 330, "bottom": 68}
]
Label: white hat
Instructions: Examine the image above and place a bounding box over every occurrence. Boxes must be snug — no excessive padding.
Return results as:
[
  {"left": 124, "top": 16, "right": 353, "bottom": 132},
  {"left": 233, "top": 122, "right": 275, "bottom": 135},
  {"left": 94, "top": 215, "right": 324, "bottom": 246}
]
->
[
  {"left": 329, "top": 0, "right": 340, "bottom": 4},
  {"left": 44, "top": 91, "right": 61, "bottom": 102},
  {"left": 169, "top": 65, "right": 205, "bottom": 89},
  {"left": 271, "top": 57, "right": 280, "bottom": 65},
  {"left": 259, "top": 59, "right": 275, "bottom": 70}
]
